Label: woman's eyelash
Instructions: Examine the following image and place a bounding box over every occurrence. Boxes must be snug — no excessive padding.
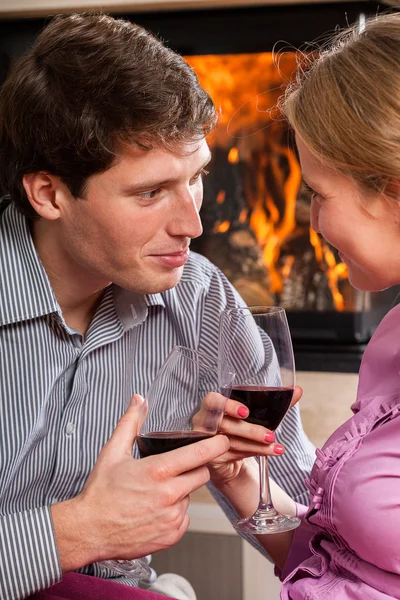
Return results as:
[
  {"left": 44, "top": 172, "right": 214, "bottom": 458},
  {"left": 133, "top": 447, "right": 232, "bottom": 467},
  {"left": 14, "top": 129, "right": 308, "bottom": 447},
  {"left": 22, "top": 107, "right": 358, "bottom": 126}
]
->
[{"left": 302, "top": 182, "right": 315, "bottom": 195}]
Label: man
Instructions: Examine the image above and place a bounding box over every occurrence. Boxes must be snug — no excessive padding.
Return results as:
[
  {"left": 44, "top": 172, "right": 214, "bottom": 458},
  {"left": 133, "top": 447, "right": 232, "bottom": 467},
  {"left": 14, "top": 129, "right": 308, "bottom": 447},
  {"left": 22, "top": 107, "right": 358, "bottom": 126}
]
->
[{"left": 0, "top": 12, "right": 315, "bottom": 599}]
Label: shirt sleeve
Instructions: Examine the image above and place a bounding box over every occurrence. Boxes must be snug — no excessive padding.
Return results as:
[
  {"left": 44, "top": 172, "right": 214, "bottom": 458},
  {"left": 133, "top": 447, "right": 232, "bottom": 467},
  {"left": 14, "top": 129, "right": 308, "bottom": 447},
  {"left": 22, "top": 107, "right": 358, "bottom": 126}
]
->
[
  {"left": 0, "top": 505, "right": 62, "bottom": 599},
  {"left": 200, "top": 262, "right": 315, "bottom": 556}
]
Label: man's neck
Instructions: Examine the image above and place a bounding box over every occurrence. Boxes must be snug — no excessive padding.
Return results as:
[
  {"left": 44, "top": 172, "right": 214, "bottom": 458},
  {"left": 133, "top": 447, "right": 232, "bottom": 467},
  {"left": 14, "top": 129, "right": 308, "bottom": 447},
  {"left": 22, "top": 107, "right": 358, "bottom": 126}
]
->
[{"left": 31, "top": 220, "right": 110, "bottom": 336}]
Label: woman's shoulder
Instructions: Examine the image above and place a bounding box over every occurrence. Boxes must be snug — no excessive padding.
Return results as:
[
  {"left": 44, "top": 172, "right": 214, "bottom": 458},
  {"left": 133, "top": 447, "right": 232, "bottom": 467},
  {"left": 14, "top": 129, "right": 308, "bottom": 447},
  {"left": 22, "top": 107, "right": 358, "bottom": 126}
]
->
[
  {"left": 357, "top": 303, "right": 400, "bottom": 401},
  {"left": 331, "top": 409, "right": 400, "bottom": 573}
]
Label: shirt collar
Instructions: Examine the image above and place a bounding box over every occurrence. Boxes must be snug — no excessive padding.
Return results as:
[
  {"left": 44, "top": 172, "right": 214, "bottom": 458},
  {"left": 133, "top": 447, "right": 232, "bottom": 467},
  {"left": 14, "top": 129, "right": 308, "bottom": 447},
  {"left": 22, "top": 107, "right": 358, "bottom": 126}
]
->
[
  {"left": 113, "top": 287, "right": 166, "bottom": 331},
  {"left": 0, "top": 199, "right": 166, "bottom": 330},
  {"left": 0, "top": 201, "right": 60, "bottom": 326}
]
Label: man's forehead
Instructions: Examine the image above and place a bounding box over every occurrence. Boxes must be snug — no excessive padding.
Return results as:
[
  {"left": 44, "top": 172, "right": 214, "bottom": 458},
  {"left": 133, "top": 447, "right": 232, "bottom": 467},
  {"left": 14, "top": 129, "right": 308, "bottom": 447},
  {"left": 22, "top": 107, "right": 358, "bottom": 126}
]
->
[{"left": 116, "top": 138, "right": 209, "bottom": 160}]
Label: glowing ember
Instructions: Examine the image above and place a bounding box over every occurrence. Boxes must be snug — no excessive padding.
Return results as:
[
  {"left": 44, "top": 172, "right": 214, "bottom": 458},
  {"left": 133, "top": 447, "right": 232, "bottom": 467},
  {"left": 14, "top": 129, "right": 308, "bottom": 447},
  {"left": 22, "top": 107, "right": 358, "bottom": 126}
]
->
[
  {"left": 213, "top": 220, "right": 231, "bottom": 234},
  {"left": 228, "top": 147, "right": 239, "bottom": 163},
  {"left": 216, "top": 190, "right": 226, "bottom": 204}
]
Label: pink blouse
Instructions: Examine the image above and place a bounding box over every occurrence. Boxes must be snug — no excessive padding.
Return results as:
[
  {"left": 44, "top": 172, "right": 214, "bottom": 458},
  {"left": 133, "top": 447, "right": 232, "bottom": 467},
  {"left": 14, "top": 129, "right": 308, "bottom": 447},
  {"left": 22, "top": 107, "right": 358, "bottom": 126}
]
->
[{"left": 280, "top": 303, "right": 400, "bottom": 599}]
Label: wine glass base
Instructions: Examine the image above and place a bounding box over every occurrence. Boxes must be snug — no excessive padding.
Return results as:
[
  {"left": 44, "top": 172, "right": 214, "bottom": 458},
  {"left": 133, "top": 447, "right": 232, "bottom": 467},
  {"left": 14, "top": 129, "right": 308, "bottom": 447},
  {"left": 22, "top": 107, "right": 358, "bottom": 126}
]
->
[
  {"left": 100, "top": 559, "right": 157, "bottom": 583},
  {"left": 234, "top": 511, "right": 301, "bottom": 535}
]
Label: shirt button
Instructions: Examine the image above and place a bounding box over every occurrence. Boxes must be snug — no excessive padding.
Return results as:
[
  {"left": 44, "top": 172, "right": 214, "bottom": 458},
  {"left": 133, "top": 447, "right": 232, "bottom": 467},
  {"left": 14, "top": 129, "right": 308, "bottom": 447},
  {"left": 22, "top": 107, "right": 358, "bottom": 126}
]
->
[{"left": 65, "top": 422, "right": 75, "bottom": 435}]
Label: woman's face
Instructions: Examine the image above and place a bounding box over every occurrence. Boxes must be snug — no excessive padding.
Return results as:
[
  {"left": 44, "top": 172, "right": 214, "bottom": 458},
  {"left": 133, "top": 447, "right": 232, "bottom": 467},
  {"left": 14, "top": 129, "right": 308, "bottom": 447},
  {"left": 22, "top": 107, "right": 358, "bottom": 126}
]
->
[{"left": 296, "top": 135, "right": 400, "bottom": 292}]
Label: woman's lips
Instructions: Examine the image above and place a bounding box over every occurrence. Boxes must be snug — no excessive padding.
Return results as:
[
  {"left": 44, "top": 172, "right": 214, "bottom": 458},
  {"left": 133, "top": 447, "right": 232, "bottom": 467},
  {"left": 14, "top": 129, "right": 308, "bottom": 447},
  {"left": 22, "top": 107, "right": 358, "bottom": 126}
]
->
[{"left": 150, "top": 249, "right": 190, "bottom": 268}]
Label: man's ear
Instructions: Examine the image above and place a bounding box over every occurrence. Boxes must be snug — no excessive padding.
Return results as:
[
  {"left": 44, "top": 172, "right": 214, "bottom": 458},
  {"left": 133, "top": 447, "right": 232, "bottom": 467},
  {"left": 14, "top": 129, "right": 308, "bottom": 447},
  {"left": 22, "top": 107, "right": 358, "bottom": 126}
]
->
[{"left": 22, "top": 172, "right": 65, "bottom": 220}]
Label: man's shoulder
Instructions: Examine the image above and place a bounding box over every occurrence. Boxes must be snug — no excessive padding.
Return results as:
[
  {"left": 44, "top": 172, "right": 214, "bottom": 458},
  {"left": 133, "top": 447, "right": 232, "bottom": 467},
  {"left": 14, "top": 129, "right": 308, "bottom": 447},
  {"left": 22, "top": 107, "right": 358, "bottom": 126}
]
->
[{"left": 0, "top": 195, "right": 12, "bottom": 217}]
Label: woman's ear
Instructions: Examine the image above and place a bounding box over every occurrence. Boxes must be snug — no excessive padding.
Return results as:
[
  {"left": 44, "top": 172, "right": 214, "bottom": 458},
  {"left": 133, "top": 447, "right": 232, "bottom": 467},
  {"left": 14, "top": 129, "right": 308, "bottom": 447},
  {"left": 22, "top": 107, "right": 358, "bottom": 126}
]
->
[{"left": 22, "top": 172, "right": 63, "bottom": 220}]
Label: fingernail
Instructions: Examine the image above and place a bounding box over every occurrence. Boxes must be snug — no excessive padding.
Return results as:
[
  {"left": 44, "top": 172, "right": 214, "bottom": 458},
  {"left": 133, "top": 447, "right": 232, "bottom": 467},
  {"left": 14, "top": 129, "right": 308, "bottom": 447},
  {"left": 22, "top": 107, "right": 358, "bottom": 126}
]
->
[
  {"left": 264, "top": 432, "right": 275, "bottom": 443},
  {"left": 238, "top": 406, "right": 249, "bottom": 418},
  {"left": 130, "top": 395, "right": 138, "bottom": 407},
  {"left": 274, "top": 444, "right": 285, "bottom": 455}
]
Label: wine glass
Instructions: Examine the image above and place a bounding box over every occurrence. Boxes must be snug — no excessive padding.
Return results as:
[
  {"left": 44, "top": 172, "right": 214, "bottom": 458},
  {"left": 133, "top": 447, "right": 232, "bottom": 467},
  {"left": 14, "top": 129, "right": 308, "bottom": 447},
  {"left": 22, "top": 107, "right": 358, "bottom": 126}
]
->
[
  {"left": 219, "top": 306, "right": 300, "bottom": 534},
  {"left": 101, "top": 345, "right": 235, "bottom": 580},
  {"left": 137, "top": 345, "right": 235, "bottom": 457}
]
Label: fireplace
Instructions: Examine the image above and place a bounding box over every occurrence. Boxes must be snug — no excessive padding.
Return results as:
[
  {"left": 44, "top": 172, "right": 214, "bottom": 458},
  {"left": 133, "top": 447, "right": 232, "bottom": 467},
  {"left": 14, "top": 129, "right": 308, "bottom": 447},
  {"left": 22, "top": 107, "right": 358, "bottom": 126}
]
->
[{"left": 0, "top": 1, "right": 398, "bottom": 372}]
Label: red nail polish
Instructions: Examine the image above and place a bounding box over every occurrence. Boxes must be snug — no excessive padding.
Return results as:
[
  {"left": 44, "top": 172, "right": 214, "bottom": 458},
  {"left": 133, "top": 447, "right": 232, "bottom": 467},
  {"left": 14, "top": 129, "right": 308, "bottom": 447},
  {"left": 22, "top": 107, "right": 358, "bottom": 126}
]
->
[
  {"left": 237, "top": 406, "right": 249, "bottom": 418},
  {"left": 264, "top": 432, "right": 275, "bottom": 443},
  {"left": 274, "top": 444, "right": 285, "bottom": 455}
]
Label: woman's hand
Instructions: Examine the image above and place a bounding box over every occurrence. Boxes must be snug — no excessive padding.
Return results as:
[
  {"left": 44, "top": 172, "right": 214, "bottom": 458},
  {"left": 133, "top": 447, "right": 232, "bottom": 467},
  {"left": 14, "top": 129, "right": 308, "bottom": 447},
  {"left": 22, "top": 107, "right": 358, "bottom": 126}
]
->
[{"left": 207, "top": 386, "right": 303, "bottom": 488}]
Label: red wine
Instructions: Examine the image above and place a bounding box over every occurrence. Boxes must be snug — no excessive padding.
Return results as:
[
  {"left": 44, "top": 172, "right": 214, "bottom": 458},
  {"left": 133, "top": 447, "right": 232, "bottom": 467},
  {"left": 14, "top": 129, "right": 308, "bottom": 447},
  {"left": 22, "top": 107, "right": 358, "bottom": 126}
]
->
[
  {"left": 231, "top": 386, "right": 294, "bottom": 431},
  {"left": 137, "top": 431, "right": 213, "bottom": 458}
]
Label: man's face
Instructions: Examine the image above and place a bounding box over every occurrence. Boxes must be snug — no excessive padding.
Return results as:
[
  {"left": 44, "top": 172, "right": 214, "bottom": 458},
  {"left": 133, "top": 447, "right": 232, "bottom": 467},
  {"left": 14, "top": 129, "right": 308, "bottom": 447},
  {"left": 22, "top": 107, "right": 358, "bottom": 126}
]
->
[{"left": 54, "top": 139, "right": 211, "bottom": 294}]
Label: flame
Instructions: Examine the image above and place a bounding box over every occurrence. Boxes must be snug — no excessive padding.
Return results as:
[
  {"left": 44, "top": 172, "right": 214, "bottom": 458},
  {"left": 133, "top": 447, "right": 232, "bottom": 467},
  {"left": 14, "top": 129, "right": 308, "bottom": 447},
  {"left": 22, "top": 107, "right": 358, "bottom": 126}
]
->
[
  {"left": 186, "top": 52, "right": 349, "bottom": 311},
  {"left": 309, "top": 227, "right": 348, "bottom": 310},
  {"left": 281, "top": 255, "right": 295, "bottom": 278},
  {"left": 216, "top": 190, "right": 226, "bottom": 204},
  {"left": 248, "top": 142, "right": 300, "bottom": 294},
  {"left": 213, "top": 220, "right": 231, "bottom": 233},
  {"left": 238, "top": 209, "right": 248, "bottom": 223},
  {"left": 228, "top": 147, "right": 239, "bottom": 163},
  {"left": 309, "top": 228, "right": 323, "bottom": 263}
]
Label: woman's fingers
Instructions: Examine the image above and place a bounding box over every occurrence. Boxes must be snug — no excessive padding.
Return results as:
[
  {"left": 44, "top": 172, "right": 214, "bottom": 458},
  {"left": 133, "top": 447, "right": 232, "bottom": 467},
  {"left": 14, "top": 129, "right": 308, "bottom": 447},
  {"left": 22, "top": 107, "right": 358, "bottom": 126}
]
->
[
  {"left": 216, "top": 386, "right": 303, "bottom": 459},
  {"left": 219, "top": 414, "right": 275, "bottom": 444},
  {"left": 213, "top": 435, "right": 285, "bottom": 459}
]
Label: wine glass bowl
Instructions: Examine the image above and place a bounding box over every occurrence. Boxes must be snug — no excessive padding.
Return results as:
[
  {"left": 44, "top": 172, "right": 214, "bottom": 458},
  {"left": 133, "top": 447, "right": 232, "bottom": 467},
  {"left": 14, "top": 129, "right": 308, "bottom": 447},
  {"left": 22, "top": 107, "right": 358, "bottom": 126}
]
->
[
  {"left": 137, "top": 345, "right": 235, "bottom": 458},
  {"left": 220, "top": 306, "right": 301, "bottom": 535}
]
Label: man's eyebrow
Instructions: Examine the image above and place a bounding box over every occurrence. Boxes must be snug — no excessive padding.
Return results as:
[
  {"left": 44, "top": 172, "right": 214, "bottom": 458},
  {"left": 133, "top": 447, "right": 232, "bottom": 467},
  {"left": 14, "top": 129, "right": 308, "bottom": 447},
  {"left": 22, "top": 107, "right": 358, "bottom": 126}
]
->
[{"left": 121, "top": 152, "right": 212, "bottom": 195}]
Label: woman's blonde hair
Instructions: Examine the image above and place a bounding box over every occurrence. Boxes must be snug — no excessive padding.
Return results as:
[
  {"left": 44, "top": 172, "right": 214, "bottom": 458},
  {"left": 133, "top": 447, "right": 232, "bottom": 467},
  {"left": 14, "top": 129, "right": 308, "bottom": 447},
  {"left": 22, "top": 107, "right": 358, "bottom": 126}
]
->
[{"left": 280, "top": 11, "right": 400, "bottom": 196}]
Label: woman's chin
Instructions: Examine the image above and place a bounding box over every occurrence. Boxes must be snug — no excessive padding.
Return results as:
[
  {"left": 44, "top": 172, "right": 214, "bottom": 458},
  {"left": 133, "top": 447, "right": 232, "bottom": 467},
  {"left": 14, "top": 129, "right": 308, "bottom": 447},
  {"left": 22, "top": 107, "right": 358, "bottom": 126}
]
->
[{"left": 347, "top": 270, "right": 394, "bottom": 293}]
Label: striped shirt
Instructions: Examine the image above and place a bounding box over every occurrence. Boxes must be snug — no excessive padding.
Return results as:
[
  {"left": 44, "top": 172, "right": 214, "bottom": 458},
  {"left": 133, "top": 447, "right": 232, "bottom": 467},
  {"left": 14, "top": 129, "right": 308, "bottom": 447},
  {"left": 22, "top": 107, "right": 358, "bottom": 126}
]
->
[{"left": 0, "top": 199, "right": 315, "bottom": 599}]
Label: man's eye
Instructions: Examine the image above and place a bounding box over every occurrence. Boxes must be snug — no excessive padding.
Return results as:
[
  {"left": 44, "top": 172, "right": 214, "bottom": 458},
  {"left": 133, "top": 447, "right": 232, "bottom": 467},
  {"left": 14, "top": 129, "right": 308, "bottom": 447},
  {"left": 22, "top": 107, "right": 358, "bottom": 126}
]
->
[{"left": 137, "top": 189, "right": 159, "bottom": 200}]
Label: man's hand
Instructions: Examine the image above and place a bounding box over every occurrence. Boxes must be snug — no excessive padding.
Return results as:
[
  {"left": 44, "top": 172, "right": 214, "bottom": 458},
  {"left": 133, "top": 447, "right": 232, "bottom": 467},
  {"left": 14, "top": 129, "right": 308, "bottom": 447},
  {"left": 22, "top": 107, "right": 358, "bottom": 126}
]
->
[
  {"left": 51, "top": 395, "right": 230, "bottom": 572},
  {"left": 208, "top": 386, "right": 303, "bottom": 487}
]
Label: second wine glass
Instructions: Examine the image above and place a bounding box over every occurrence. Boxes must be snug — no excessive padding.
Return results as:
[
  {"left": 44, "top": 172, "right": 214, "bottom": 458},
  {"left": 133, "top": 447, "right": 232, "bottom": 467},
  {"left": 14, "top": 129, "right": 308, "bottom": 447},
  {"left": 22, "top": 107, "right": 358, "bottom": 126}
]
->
[
  {"left": 219, "top": 306, "right": 301, "bottom": 534},
  {"left": 101, "top": 345, "right": 235, "bottom": 580}
]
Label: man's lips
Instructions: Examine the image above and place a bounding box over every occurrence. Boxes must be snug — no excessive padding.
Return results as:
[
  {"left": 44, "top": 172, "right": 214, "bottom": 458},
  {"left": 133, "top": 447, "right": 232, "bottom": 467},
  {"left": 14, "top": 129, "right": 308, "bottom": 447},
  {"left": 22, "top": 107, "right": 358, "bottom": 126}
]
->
[{"left": 149, "top": 248, "right": 190, "bottom": 268}]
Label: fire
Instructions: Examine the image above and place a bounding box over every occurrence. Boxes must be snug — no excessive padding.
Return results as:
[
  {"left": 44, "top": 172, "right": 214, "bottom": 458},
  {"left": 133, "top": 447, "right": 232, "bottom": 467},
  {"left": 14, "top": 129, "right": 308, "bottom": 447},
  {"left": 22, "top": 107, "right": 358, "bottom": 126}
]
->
[
  {"left": 228, "top": 147, "right": 239, "bottom": 163},
  {"left": 238, "top": 209, "right": 248, "bottom": 223},
  {"left": 186, "top": 52, "right": 349, "bottom": 311},
  {"left": 310, "top": 228, "right": 349, "bottom": 310},
  {"left": 213, "top": 220, "right": 231, "bottom": 233},
  {"left": 216, "top": 190, "right": 226, "bottom": 204}
]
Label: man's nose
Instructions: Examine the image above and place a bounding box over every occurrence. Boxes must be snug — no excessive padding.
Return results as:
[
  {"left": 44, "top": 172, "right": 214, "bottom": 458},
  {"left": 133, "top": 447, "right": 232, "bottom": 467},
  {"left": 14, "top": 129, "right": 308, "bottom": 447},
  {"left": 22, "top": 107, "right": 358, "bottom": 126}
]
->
[{"left": 168, "top": 191, "right": 203, "bottom": 239}]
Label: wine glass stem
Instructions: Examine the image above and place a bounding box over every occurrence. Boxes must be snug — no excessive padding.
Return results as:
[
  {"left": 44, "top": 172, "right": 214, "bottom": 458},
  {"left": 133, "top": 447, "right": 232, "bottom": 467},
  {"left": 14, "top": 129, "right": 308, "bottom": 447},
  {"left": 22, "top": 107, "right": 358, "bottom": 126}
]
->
[{"left": 258, "top": 455, "right": 274, "bottom": 510}]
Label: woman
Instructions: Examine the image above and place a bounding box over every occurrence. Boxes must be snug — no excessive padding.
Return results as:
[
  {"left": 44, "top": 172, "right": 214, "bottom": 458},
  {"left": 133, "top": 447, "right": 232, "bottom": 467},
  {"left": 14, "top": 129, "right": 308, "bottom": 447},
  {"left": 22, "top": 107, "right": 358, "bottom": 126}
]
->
[{"left": 208, "top": 11, "right": 400, "bottom": 599}]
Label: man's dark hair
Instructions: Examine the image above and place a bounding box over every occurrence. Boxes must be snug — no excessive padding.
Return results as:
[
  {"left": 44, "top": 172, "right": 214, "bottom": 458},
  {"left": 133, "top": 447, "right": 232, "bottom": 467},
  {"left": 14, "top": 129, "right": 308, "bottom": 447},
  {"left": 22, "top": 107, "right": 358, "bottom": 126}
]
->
[{"left": 0, "top": 12, "right": 217, "bottom": 219}]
